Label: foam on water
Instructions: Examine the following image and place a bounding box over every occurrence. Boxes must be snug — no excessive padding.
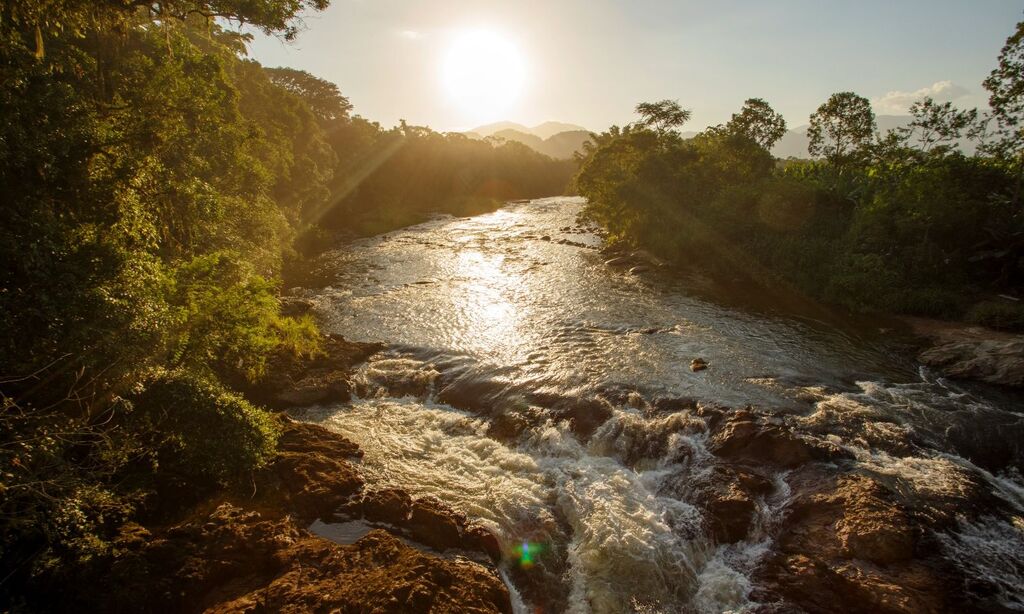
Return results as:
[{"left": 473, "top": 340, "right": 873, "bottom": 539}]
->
[
  {"left": 300, "top": 198, "right": 1024, "bottom": 611},
  {"left": 301, "top": 395, "right": 769, "bottom": 613}
]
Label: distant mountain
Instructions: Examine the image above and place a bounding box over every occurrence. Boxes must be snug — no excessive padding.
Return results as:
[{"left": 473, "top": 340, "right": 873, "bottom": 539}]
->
[
  {"left": 469, "top": 121, "right": 533, "bottom": 138},
  {"left": 690, "top": 115, "right": 974, "bottom": 159},
  {"left": 532, "top": 121, "right": 588, "bottom": 140},
  {"left": 469, "top": 121, "right": 589, "bottom": 140},
  {"left": 487, "top": 128, "right": 592, "bottom": 159}
]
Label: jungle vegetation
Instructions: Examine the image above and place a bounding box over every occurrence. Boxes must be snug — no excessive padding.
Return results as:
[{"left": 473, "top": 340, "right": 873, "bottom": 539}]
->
[
  {"left": 575, "top": 18, "right": 1024, "bottom": 330},
  {"left": 0, "top": 1, "right": 571, "bottom": 605}
]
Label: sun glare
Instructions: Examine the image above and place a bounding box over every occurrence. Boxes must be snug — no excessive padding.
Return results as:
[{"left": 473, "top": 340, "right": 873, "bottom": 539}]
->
[{"left": 442, "top": 29, "right": 526, "bottom": 124}]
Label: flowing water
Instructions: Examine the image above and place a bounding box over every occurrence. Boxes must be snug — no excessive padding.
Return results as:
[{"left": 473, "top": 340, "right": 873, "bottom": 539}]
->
[{"left": 295, "top": 197, "right": 1024, "bottom": 613}]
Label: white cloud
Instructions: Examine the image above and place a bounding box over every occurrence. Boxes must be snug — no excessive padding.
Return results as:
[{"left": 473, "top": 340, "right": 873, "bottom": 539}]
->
[
  {"left": 872, "top": 80, "right": 970, "bottom": 114},
  {"left": 399, "top": 29, "right": 424, "bottom": 40}
]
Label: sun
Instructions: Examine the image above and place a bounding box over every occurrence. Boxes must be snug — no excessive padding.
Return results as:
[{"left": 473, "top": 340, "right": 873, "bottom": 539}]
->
[{"left": 441, "top": 29, "right": 526, "bottom": 124}]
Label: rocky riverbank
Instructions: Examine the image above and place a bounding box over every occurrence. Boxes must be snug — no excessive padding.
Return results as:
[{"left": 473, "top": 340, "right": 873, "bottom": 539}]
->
[
  {"left": 908, "top": 317, "right": 1024, "bottom": 388},
  {"left": 52, "top": 330, "right": 1018, "bottom": 612},
  {"left": 24, "top": 336, "right": 512, "bottom": 614}
]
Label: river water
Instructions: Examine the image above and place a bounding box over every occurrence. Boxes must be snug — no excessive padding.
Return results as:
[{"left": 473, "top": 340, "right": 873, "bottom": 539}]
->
[{"left": 296, "top": 197, "right": 1024, "bottom": 613}]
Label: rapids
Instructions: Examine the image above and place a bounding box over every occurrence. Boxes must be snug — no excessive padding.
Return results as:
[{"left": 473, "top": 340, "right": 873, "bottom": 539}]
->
[{"left": 294, "top": 197, "right": 1024, "bottom": 613}]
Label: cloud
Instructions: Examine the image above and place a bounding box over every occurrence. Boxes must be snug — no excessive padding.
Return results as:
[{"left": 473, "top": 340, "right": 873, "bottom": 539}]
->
[
  {"left": 872, "top": 80, "right": 970, "bottom": 114},
  {"left": 399, "top": 30, "right": 424, "bottom": 40}
]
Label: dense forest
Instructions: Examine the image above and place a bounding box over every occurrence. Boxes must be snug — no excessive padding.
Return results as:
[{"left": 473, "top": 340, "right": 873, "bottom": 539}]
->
[
  {"left": 0, "top": 1, "right": 571, "bottom": 605},
  {"left": 575, "top": 19, "right": 1024, "bottom": 330}
]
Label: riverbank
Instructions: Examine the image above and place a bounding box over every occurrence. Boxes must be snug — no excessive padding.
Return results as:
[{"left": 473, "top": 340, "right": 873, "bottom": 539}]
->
[{"left": 15, "top": 336, "right": 511, "bottom": 613}]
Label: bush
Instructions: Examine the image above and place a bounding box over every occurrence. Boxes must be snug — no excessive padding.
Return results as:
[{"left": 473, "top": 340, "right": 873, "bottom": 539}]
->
[
  {"left": 966, "top": 300, "right": 1024, "bottom": 332},
  {"left": 168, "top": 252, "right": 321, "bottom": 381},
  {"left": 132, "top": 371, "right": 280, "bottom": 483}
]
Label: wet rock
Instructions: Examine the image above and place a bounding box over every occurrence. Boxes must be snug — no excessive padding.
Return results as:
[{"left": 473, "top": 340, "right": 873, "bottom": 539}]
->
[
  {"left": 628, "top": 265, "right": 650, "bottom": 274},
  {"left": 362, "top": 488, "right": 413, "bottom": 525},
  {"left": 258, "top": 420, "right": 363, "bottom": 521},
  {"left": 690, "top": 357, "right": 708, "bottom": 372},
  {"left": 919, "top": 336, "right": 1024, "bottom": 387},
  {"left": 274, "top": 370, "right": 352, "bottom": 407},
  {"left": 754, "top": 471, "right": 957, "bottom": 614},
  {"left": 465, "top": 525, "right": 503, "bottom": 563},
  {"left": 704, "top": 481, "right": 756, "bottom": 543},
  {"left": 237, "top": 333, "right": 383, "bottom": 408},
  {"left": 550, "top": 396, "right": 614, "bottom": 439},
  {"left": 689, "top": 465, "right": 772, "bottom": 544},
  {"left": 833, "top": 477, "right": 915, "bottom": 564},
  {"left": 709, "top": 413, "right": 841, "bottom": 468},
  {"left": 279, "top": 296, "right": 315, "bottom": 318},
  {"left": 409, "top": 497, "right": 465, "bottom": 551},
  {"left": 604, "top": 256, "right": 637, "bottom": 267}
]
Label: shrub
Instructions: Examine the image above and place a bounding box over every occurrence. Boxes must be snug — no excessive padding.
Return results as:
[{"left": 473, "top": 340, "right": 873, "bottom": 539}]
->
[
  {"left": 132, "top": 371, "right": 280, "bottom": 483},
  {"left": 966, "top": 300, "right": 1024, "bottom": 332}
]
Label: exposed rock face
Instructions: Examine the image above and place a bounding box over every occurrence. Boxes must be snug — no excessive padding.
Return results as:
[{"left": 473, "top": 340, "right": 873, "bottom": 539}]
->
[
  {"left": 257, "top": 420, "right": 364, "bottom": 520},
  {"left": 919, "top": 336, "right": 1024, "bottom": 387},
  {"left": 235, "top": 333, "right": 384, "bottom": 408},
  {"left": 65, "top": 420, "right": 512, "bottom": 614},
  {"left": 679, "top": 406, "right": 1009, "bottom": 614},
  {"left": 408, "top": 497, "right": 467, "bottom": 551},
  {"left": 708, "top": 410, "right": 846, "bottom": 468},
  {"left": 205, "top": 526, "right": 512, "bottom": 614},
  {"left": 752, "top": 471, "right": 953, "bottom": 614}
]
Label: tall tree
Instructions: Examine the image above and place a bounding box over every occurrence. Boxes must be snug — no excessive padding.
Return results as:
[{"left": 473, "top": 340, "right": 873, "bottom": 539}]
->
[
  {"left": 635, "top": 100, "right": 692, "bottom": 134},
  {"left": 807, "top": 92, "right": 876, "bottom": 164},
  {"left": 726, "top": 98, "right": 787, "bottom": 150},
  {"left": 264, "top": 67, "right": 352, "bottom": 123},
  {"left": 900, "top": 97, "right": 978, "bottom": 154},
  {"left": 983, "top": 16, "right": 1024, "bottom": 204}
]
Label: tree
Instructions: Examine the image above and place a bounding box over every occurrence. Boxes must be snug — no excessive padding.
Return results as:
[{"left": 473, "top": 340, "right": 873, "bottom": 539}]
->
[
  {"left": 899, "top": 97, "right": 978, "bottom": 153},
  {"left": 807, "top": 92, "right": 876, "bottom": 163},
  {"left": 264, "top": 67, "right": 352, "bottom": 122},
  {"left": 726, "top": 98, "right": 787, "bottom": 150},
  {"left": 983, "top": 16, "right": 1024, "bottom": 204},
  {"left": 635, "top": 99, "right": 692, "bottom": 133}
]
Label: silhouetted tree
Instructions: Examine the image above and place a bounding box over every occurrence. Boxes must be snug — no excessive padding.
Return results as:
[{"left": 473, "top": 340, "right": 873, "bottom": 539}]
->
[
  {"left": 726, "top": 98, "right": 787, "bottom": 150},
  {"left": 807, "top": 92, "right": 876, "bottom": 164},
  {"left": 635, "top": 100, "right": 691, "bottom": 133},
  {"left": 983, "top": 15, "right": 1024, "bottom": 204},
  {"left": 265, "top": 67, "right": 352, "bottom": 122}
]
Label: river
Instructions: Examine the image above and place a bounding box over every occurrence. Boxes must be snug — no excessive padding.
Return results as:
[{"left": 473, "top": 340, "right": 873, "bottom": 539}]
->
[{"left": 295, "top": 197, "right": 1024, "bottom": 613}]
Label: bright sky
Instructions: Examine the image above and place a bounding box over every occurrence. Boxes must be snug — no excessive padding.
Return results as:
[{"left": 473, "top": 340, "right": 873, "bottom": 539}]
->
[{"left": 247, "top": 0, "right": 1024, "bottom": 132}]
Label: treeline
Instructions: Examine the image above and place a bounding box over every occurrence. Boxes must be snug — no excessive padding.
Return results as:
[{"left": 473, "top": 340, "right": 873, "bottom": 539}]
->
[
  {"left": 0, "top": 0, "right": 571, "bottom": 603},
  {"left": 575, "top": 18, "right": 1024, "bottom": 330},
  {"left": 314, "top": 118, "right": 576, "bottom": 239}
]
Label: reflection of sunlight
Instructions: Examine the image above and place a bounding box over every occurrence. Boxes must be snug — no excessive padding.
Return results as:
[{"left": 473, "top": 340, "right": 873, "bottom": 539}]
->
[{"left": 455, "top": 249, "right": 524, "bottom": 360}]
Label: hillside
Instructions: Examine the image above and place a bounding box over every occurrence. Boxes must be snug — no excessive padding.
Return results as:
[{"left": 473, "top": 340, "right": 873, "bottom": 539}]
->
[{"left": 487, "top": 128, "right": 593, "bottom": 159}]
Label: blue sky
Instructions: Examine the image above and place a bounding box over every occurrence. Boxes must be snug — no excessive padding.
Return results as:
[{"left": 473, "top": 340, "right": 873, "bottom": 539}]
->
[{"left": 247, "top": 0, "right": 1024, "bottom": 132}]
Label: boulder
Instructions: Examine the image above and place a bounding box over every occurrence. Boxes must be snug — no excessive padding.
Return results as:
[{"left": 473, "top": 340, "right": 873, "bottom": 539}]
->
[
  {"left": 709, "top": 413, "right": 840, "bottom": 468},
  {"left": 465, "top": 525, "right": 503, "bottom": 563},
  {"left": 362, "top": 488, "right": 413, "bottom": 525},
  {"left": 919, "top": 337, "right": 1024, "bottom": 387},
  {"left": 279, "top": 296, "right": 315, "bottom": 318},
  {"left": 408, "top": 497, "right": 465, "bottom": 551}
]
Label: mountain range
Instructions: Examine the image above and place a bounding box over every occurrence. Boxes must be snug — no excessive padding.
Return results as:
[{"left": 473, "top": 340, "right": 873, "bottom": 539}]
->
[
  {"left": 468, "top": 115, "right": 973, "bottom": 161},
  {"left": 464, "top": 122, "right": 592, "bottom": 160}
]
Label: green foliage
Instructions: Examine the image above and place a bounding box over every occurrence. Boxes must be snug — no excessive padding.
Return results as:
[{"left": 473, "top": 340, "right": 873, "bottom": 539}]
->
[
  {"left": 807, "top": 92, "right": 876, "bottom": 165},
  {"left": 635, "top": 99, "right": 692, "bottom": 133},
  {"left": 316, "top": 125, "right": 574, "bottom": 235},
  {"left": 131, "top": 371, "right": 280, "bottom": 482},
  {"left": 167, "top": 252, "right": 320, "bottom": 381},
  {"left": 265, "top": 66, "right": 353, "bottom": 122},
  {"left": 966, "top": 300, "right": 1024, "bottom": 331},
  {"left": 577, "top": 88, "right": 1023, "bottom": 323},
  {"left": 723, "top": 98, "right": 788, "bottom": 150}
]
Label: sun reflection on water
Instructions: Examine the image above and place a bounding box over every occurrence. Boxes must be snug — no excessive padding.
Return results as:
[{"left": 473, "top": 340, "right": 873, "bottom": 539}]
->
[{"left": 452, "top": 245, "right": 526, "bottom": 361}]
